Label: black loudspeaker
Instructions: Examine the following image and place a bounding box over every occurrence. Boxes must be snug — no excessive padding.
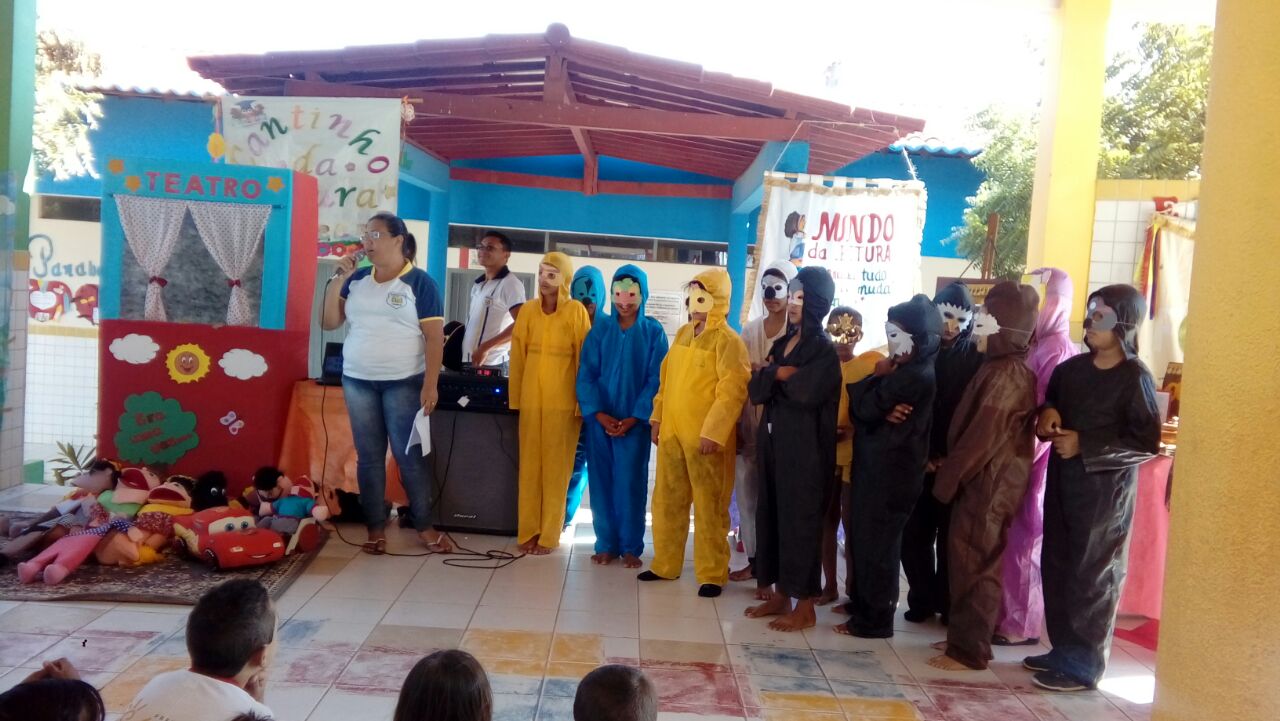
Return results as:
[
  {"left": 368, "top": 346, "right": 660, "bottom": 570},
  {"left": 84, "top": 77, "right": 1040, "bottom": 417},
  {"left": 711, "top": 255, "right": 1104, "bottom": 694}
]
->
[{"left": 429, "top": 408, "right": 519, "bottom": 536}]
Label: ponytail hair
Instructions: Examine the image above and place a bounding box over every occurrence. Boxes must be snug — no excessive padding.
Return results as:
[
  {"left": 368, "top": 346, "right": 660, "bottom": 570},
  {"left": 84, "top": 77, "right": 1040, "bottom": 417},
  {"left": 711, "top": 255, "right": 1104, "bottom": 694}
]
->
[{"left": 369, "top": 211, "right": 417, "bottom": 264}]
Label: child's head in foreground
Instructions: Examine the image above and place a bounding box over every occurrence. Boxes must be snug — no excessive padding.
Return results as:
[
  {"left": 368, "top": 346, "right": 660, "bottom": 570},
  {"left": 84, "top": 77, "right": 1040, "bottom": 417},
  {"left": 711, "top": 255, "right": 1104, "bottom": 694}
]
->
[
  {"left": 573, "top": 664, "right": 657, "bottom": 721},
  {"left": 394, "top": 649, "right": 493, "bottom": 721}
]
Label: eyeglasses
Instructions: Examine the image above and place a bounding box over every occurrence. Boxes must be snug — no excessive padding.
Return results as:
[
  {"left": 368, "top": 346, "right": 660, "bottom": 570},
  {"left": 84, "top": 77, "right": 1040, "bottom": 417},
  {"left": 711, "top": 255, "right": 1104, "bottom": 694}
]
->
[
  {"left": 360, "top": 231, "right": 384, "bottom": 241},
  {"left": 474, "top": 243, "right": 503, "bottom": 252}
]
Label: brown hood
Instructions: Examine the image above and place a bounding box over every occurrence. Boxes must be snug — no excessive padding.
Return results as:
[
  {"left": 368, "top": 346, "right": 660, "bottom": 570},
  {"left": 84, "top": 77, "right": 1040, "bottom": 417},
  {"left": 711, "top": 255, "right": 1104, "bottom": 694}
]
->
[{"left": 983, "top": 282, "right": 1039, "bottom": 359}]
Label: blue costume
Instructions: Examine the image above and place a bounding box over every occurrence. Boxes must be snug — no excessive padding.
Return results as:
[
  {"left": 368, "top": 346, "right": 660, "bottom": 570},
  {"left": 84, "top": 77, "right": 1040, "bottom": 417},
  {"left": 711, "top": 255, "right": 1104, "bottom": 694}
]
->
[
  {"left": 566, "top": 265, "right": 607, "bottom": 526},
  {"left": 576, "top": 264, "right": 669, "bottom": 558}
]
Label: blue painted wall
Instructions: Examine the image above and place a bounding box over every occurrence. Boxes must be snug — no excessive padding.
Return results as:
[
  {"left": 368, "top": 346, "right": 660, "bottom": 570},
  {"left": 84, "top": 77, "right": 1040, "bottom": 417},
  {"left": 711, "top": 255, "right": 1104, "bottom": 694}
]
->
[
  {"left": 398, "top": 180, "right": 431, "bottom": 221},
  {"left": 449, "top": 180, "right": 730, "bottom": 241},
  {"left": 834, "top": 152, "right": 984, "bottom": 259},
  {"left": 37, "top": 96, "right": 216, "bottom": 197}
]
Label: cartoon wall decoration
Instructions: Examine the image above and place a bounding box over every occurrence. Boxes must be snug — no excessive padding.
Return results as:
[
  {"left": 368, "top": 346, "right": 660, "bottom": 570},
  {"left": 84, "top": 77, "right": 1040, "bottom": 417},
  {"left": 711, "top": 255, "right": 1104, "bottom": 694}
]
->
[
  {"left": 28, "top": 279, "right": 71, "bottom": 322},
  {"left": 98, "top": 158, "right": 317, "bottom": 496}
]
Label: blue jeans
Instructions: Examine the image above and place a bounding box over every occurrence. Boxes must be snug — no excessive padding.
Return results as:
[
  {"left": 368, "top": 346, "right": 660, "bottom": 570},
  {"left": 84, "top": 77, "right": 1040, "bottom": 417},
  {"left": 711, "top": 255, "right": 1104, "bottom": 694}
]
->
[{"left": 342, "top": 374, "right": 432, "bottom": 532}]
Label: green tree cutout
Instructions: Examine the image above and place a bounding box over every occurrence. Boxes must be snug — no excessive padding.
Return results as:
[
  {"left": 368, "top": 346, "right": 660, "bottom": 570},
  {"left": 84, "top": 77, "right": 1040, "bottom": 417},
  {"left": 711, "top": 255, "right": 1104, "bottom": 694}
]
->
[
  {"left": 949, "top": 23, "right": 1212, "bottom": 279},
  {"left": 34, "top": 29, "right": 104, "bottom": 181},
  {"left": 114, "top": 392, "right": 200, "bottom": 466}
]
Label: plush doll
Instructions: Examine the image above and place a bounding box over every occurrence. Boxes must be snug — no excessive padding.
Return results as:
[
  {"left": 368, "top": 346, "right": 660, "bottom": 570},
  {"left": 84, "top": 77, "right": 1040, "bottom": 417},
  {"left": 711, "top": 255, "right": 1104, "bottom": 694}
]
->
[
  {"left": 242, "top": 467, "right": 291, "bottom": 520},
  {"left": 94, "top": 467, "right": 161, "bottom": 522},
  {"left": 17, "top": 519, "right": 131, "bottom": 585},
  {"left": 128, "top": 476, "right": 195, "bottom": 551},
  {"left": 261, "top": 475, "right": 329, "bottom": 554},
  {"left": 192, "top": 471, "right": 230, "bottom": 511},
  {"left": 1, "top": 462, "right": 119, "bottom": 565}
]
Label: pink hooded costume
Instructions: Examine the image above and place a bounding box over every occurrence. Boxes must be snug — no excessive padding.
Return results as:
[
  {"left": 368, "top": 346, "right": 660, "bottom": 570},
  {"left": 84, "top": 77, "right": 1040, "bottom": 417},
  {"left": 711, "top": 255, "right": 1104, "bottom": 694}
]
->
[{"left": 996, "top": 267, "right": 1079, "bottom": 640}]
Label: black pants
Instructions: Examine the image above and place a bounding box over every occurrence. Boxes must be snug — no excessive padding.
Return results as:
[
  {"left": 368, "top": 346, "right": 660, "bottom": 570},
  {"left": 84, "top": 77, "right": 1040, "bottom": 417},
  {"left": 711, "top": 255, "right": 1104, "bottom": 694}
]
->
[
  {"left": 901, "top": 473, "right": 951, "bottom": 619},
  {"left": 848, "top": 474, "right": 920, "bottom": 636}
]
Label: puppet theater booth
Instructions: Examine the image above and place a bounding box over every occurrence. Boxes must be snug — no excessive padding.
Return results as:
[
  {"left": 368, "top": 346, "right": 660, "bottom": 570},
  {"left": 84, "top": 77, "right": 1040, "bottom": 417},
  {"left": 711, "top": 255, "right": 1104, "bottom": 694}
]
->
[{"left": 97, "top": 158, "right": 317, "bottom": 494}]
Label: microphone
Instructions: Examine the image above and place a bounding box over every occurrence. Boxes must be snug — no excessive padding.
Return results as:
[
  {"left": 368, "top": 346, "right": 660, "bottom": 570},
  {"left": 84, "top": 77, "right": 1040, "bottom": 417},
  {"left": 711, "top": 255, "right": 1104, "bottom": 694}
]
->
[{"left": 329, "top": 249, "right": 367, "bottom": 281}]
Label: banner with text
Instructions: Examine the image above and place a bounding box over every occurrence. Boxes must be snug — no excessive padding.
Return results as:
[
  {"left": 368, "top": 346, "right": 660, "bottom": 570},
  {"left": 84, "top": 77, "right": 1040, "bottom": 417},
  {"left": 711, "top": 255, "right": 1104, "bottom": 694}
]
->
[
  {"left": 220, "top": 96, "right": 402, "bottom": 252},
  {"left": 748, "top": 172, "right": 926, "bottom": 350}
]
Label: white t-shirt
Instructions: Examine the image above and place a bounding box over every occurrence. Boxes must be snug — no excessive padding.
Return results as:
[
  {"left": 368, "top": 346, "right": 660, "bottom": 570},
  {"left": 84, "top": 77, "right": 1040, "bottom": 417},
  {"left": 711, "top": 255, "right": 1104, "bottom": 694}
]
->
[
  {"left": 122, "top": 669, "right": 274, "bottom": 721},
  {"left": 340, "top": 262, "right": 444, "bottom": 381},
  {"left": 463, "top": 268, "right": 526, "bottom": 365}
]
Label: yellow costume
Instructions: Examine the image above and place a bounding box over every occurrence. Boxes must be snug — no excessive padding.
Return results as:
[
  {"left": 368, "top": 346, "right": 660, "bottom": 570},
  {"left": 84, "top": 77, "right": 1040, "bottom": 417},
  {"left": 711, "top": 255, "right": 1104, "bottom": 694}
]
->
[
  {"left": 510, "top": 252, "right": 592, "bottom": 550},
  {"left": 837, "top": 351, "right": 884, "bottom": 481},
  {"left": 649, "top": 269, "right": 750, "bottom": 585}
]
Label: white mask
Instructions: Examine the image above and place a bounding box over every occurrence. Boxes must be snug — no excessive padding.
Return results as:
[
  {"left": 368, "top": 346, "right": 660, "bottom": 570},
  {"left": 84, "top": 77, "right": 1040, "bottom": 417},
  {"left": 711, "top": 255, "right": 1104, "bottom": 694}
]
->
[
  {"left": 885, "top": 321, "right": 915, "bottom": 358},
  {"left": 970, "top": 308, "right": 1001, "bottom": 353},
  {"left": 936, "top": 302, "right": 973, "bottom": 335}
]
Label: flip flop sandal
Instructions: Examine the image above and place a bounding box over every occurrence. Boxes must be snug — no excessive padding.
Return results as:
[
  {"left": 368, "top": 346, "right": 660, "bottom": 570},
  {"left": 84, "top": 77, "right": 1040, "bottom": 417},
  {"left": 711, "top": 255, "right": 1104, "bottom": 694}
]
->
[
  {"left": 424, "top": 536, "right": 453, "bottom": 554},
  {"left": 362, "top": 538, "right": 387, "bottom": 555}
]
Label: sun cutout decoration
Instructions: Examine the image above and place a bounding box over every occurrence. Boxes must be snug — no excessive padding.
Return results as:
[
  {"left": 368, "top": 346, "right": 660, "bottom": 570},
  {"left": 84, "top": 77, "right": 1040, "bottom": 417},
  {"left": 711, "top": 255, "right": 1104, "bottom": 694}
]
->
[
  {"left": 166, "top": 343, "right": 212, "bottom": 384},
  {"left": 207, "top": 133, "right": 226, "bottom": 160},
  {"left": 266, "top": 176, "right": 284, "bottom": 193},
  {"left": 124, "top": 175, "right": 141, "bottom": 192},
  {"left": 107, "top": 159, "right": 124, "bottom": 174}
]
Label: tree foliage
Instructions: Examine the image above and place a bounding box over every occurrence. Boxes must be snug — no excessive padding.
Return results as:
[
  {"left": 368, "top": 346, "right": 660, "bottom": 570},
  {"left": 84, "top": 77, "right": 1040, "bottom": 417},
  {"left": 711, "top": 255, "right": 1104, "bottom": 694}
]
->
[
  {"left": 33, "top": 30, "right": 104, "bottom": 180},
  {"left": 1099, "top": 24, "right": 1213, "bottom": 179},
  {"left": 949, "top": 23, "right": 1212, "bottom": 278}
]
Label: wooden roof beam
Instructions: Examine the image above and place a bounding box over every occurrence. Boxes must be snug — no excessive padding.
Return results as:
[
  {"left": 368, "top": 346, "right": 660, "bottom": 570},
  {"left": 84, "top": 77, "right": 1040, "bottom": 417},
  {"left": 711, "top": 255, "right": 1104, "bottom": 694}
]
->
[{"left": 546, "top": 53, "right": 597, "bottom": 195}]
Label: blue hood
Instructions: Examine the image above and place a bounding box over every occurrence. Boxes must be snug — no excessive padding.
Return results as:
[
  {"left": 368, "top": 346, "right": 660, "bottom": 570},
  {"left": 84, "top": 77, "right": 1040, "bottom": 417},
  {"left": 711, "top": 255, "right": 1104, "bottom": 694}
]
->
[
  {"left": 611, "top": 263, "right": 650, "bottom": 317},
  {"left": 571, "top": 265, "right": 607, "bottom": 318}
]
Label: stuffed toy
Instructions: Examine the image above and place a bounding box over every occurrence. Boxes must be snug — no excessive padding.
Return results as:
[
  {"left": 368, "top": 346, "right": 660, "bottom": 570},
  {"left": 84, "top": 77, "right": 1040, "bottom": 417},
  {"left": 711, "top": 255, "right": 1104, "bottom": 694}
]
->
[
  {"left": 261, "top": 475, "right": 329, "bottom": 554},
  {"left": 1, "top": 461, "right": 119, "bottom": 565},
  {"left": 17, "top": 519, "right": 132, "bottom": 585},
  {"left": 242, "top": 466, "right": 291, "bottom": 519},
  {"left": 94, "top": 467, "right": 161, "bottom": 522},
  {"left": 192, "top": 471, "right": 230, "bottom": 511},
  {"left": 128, "top": 476, "right": 195, "bottom": 551}
]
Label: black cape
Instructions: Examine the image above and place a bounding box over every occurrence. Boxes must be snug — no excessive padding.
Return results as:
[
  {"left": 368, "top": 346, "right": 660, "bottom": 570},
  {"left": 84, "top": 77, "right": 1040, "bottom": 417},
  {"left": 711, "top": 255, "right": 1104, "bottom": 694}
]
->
[{"left": 751, "top": 266, "right": 841, "bottom": 599}]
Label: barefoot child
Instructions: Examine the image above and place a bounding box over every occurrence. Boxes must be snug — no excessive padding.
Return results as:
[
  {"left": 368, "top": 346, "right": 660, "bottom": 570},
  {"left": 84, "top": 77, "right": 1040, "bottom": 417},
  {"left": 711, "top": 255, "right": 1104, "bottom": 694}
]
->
[
  {"left": 730, "top": 261, "right": 796, "bottom": 587},
  {"left": 825, "top": 307, "right": 884, "bottom": 611},
  {"left": 924, "top": 281, "right": 1040, "bottom": 671},
  {"left": 745, "top": 267, "right": 841, "bottom": 632},
  {"left": 838, "top": 294, "right": 941, "bottom": 638},
  {"left": 510, "top": 252, "right": 591, "bottom": 555},
  {"left": 1024, "top": 284, "right": 1161, "bottom": 692},
  {"left": 576, "top": 265, "right": 669, "bottom": 568},
  {"left": 641, "top": 269, "right": 750, "bottom": 598}
]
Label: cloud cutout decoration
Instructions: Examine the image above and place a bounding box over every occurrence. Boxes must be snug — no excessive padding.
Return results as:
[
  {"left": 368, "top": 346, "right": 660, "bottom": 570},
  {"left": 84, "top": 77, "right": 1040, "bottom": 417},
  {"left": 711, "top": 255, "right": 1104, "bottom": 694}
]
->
[
  {"left": 110, "top": 334, "right": 160, "bottom": 364},
  {"left": 219, "top": 348, "right": 269, "bottom": 380}
]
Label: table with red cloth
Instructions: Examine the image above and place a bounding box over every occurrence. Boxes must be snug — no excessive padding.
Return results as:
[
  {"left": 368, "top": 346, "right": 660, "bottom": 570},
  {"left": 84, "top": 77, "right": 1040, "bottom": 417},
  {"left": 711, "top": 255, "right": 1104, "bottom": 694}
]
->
[
  {"left": 278, "top": 380, "right": 406, "bottom": 517},
  {"left": 1118, "top": 454, "right": 1175, "bottom": 620}
]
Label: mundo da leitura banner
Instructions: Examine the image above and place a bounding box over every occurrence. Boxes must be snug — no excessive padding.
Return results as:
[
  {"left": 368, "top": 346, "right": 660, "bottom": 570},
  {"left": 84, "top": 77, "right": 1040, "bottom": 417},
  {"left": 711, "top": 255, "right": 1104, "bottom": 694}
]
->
[
  {"left": 218, "top": 96, "right": 402, "bottom": 254},
  {"left": 748, "top": 172, "right": 926, "bottom": 350}
]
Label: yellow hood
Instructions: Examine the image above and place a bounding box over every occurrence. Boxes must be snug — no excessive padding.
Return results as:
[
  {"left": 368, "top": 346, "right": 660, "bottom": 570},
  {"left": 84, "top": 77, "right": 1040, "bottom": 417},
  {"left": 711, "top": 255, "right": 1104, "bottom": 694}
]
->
[
  {"left": 693, "top": 268, "right": 732, "bottom": 328},
  {"left": 541, "top": 251, "right": 575, "bottom": 304}
]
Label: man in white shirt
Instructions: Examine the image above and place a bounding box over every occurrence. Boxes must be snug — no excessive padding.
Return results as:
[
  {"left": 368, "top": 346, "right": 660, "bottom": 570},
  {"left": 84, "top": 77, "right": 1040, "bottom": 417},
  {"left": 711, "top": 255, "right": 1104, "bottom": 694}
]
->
[
  {"left": 123, "top": 579, "right": 277, "bottom": 721},
  {"left": 463, "top": 231, "right": 526, "bottom": 367}
]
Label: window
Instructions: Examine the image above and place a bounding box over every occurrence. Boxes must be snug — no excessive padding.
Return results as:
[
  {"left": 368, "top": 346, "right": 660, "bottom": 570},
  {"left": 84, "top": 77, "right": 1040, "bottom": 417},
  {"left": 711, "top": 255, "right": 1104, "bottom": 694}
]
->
[
  {"left": 654, "top": 239, "right": 730, "bottom": 266},
  {"left": 448, "top": 225, "right": 546, "bottom": 254},
  {"left": 549, "top": 232, "right": 652, "bottom": 261},
  {"left": 39, "top": 195, "right": 101, "bottom": 222}
]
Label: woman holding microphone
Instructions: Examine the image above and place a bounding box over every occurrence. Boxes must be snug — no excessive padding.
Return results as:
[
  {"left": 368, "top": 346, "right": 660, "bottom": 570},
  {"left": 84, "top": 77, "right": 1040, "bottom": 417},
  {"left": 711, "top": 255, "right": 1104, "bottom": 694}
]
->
[{"left": 321, "top": 212, "right": 452, "bottom": 555}]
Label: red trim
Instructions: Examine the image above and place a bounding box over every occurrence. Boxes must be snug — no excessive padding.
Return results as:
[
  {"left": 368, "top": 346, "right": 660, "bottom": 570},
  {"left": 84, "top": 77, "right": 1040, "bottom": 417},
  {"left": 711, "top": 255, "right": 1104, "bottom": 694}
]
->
[
  {"left": 149, "top": 276, "right": 168, "bottom": 287},
  {"left": 448, "top": 167, "right": 731, "bottom": 199}
]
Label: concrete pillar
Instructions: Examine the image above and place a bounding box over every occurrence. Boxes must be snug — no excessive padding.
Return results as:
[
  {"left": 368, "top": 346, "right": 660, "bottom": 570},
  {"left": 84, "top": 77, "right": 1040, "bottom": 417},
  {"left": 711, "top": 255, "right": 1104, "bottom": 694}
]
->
[
  {"left": 727, "top": 211, "right": 750, "bottom": 331},
  {"left": 1153, "top": 3, "right": 1280, "bottom": 720},
  {"left": 427, "top": 190, "right": 450, "bottom": 293},
  {"left": 1025, "top": 0, "right": 1111, "bottom": 336}
]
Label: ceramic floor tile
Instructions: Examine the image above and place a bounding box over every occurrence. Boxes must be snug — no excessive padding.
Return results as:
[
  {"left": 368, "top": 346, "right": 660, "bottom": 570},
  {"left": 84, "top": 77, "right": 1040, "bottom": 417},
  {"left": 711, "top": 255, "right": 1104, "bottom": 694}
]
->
[
  {"left": 559, "top": 587, "right": 639, "bottom": 613},
  {"left": 381, "top": 600, "right": 475, "bottom": 629},
  {"left": 469, "top": 604, "right": 559, "bottom": 633},
  {"left": 292, "top": 595, "right": 392, "bottom": 623},
  {"left": 639, "top": 639, "right": 732, "bottom": 672},
  {"left": 1017, "top": 692, "right": 1132, "bottom": 721},
  {"left": 490, "top": 558, "right": 570, "bottom": 587},
  {"left": 889, "top": 632, "right": 1009, "bottom": 692},
  {"left": 362, "top": 624, "right": 464, "bottom": 655},
  {"left": 829, "top": 679, "right": 938, "bottom": 720},
  {"left": 535, "top": 694, "right": 576, "bottom": 721},
  {"left": 278, "top": 618, "right": 375, "bottom": 650},
  {"left": 923, "top": 686, "right": 1038, "bottom": 721},
  {"left": 80, "top": 609, "right": 185, "bottom": 636},
  {"left": 484, "top": 668, "right": 544, "bottom": 696},
  {"left": 41, "top": 632, "right": 162, "bottom": 671},
  {"left": 307, "top": 686, "right": 398, "bottom": 721},
  {"left": 602, "top": 636, "right": 642, "bottom": 664},
  {"left": 492, "top": 692, "right": 539, "bottom": 721},
  {"left": 719, "top": 618, "right": 814, "bottom": 649},
  {"left": 562, "top": 568, "right": 639, "bottom": 593},
  {"left": 550, "top": 633, "right": 606, "bottom": 665},
  {"left": 273, "top": 645, "right": 356, "bottom": 685},
  {"left": 727, "top": 645, "right": 823, "bottom": 678},
  {"left": 659, "top": 705, "right": 747, "bottom": 721},
  {"left": 0, "top": 666, "right": 116, "bottom": 695},
  {"left": 542, "top": 661, "right": 597, "bottom": 697},
  {"left": 461, "top": 629, "right": 553, "bottom": 662},
  {"left": 555, "top": 609, "right": 639, "bottom": 638},
  {"left": 737, "top": 673, "right": 841, "bottom": 713},
  {"left": 813, "top": 648, "right": 915, "bottom": 685},
  {"left": 0, "top": 602, "right": 107, "bottom": 635},
  {"left": 315, "top": 570, "right": 413, "bottom": 601},
  {"left": 636, "top": 574, "right": 707, "bottom": 597},
  {"left": 646, "top": 667, "right": 743, "bottom": 708},
  {"left": 263, "top": 681, "right": 330, "bottom": 721},
  {"left": 481, "top": 582, "right": 565, "bottom": 610},
  {"left": 640, "top": 614, "right": 726, "bottom": 644},
  {"left": 98, "top": 656, "right": 188, "bottom": 712},
  {"left": 641, "top": 592, "right": 720, "bottom": 620},
  {"left": 336, "top": 648, "right": 420, "bottom": 693}
]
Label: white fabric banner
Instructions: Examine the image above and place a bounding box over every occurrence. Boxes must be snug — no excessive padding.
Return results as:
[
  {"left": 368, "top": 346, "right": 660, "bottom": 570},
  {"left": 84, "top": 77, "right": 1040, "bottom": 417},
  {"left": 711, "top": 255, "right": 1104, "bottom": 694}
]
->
[
  {"left": 220, "top": 96, "right": 402, "bottom": 247},
  {"left": 748, "top": 172, "right": 926, "bottom": 350},
  {"left": 1138, "top": 214, "right": 1195, "bottom": 382}
]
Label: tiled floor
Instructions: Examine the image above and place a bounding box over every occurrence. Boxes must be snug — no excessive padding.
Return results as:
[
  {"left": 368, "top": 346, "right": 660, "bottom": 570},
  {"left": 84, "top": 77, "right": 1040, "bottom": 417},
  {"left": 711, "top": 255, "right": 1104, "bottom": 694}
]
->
[{"left": 0, "top": 483, "right": 1157, "bottom": 721}]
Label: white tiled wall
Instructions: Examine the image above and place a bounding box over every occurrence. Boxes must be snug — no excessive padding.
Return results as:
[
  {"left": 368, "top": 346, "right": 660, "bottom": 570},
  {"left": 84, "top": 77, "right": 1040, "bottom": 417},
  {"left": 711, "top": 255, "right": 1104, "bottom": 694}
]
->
[
  {"left": 1, "top": 268, "right": 27, "bottom": 488},
  {"left": 1089, "top": 199, "right": 1199, "bottom": 296},
  {"left": 22, "top": 331, "right": 99, "bottom": 476}
]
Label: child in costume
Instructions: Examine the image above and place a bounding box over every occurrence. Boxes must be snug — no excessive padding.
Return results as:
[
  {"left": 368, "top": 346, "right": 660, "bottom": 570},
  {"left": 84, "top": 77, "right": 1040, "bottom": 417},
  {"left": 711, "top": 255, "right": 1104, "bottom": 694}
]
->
[
  {"left": 730, "top": 260, "right": 796, "bottom": 587},
  {"left": 640, "top": 268, "right": 750, "bottom": 598},
  {"left": 509, "top": 252, "right": 592, "bottom": 555},
  {"left": 566, "top": 264, "right": 607, "bottom": 529},
  {"left": 826, "top": 307, "right": 884, "bottom": 612},
  {"left": 745, "top": 266, "right": 841, "bottom": 632},
  {"left": 996, "top": 267, "right": 1079, "bottom": 645},
  {"left": 1024, "top": 284, "right": 1161, "bottom": 692},
  {"left": 576, "top": 264, "right": 668, "bottom": 568},
  {"left": 924, "top": 281, "right": 1040, "bottom": 671},
  {"left": 838, "top": 294, "right": 941, "bottom": 638}
]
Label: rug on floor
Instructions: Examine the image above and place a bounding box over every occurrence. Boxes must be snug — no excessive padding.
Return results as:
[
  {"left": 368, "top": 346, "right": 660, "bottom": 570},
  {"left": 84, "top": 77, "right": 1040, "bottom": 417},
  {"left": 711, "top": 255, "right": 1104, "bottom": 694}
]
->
[{"left": 0, "top": 513, "right": 325, "bottom": 604}]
